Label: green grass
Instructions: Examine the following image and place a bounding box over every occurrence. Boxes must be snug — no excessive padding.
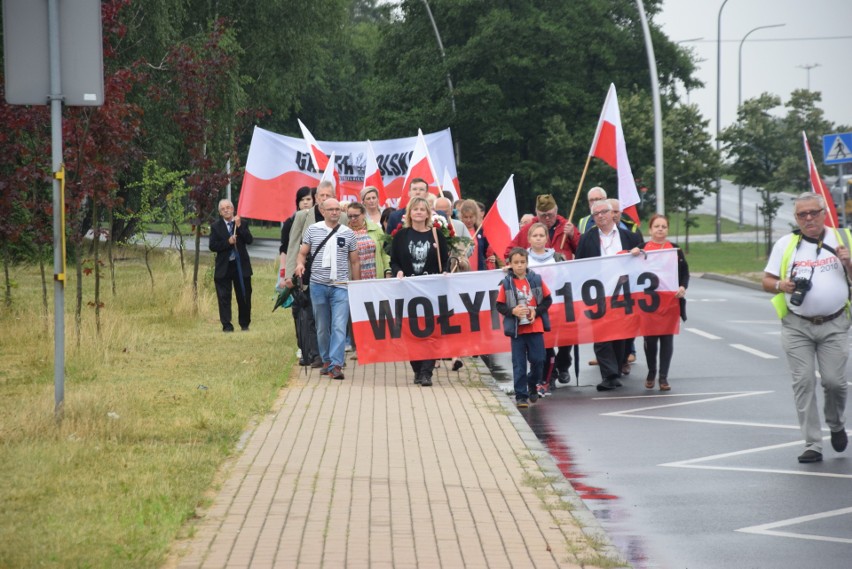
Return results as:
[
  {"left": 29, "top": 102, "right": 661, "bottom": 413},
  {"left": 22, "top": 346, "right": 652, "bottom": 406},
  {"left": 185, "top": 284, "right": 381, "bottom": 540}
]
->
[
  {"left": 0, "top": 248, "right": 289, "bottom": 568},
  {"left": 682, "top": 241, "right": 768, "bottom": 275},
  {"left": 667, "top": 213, "right": 757, "bottom": 237},
  {"left": 147, "top": 222, "right": 282, "bottom": 240}
]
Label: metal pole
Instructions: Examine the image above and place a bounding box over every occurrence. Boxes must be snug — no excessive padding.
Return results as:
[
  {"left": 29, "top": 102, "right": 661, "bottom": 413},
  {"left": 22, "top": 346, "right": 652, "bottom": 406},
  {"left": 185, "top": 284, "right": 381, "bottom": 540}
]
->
[
  {"left": 738, "top": 24, "right": 785, "bottom": 109},
  {"left": 421, "top": 0, "right": 460, "bottom": 165},
  {"left": 635, "top": 0, "right": 664, "bottom": 214},
  {"left": 715, "top": 0, "right": 730, "bottom": 243},
  {"left": 48, "top": 0, "right": 65, "bottom": 419},
  {"left": 797, "top": 63, "right": 820, "bottom": 90}
]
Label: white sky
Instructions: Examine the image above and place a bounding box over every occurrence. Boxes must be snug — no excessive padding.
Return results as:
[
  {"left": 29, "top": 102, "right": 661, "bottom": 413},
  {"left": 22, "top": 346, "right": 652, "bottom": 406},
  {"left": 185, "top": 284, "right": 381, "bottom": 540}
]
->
[{"left": 656, "top": 0, "right": 852, "bottom": 141}]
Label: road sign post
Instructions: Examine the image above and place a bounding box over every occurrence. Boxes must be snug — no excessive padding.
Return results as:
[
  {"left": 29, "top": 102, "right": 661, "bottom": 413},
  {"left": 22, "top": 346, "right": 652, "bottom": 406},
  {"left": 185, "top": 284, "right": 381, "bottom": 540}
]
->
[{"left": 2, "top": 0, "right": 104, "bottom": 419}]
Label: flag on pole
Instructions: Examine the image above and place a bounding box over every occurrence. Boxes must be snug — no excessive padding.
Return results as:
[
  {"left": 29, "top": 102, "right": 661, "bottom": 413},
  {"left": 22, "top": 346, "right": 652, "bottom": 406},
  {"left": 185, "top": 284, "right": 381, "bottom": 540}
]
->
[
  {"left": 802, "top": 131, "right": 839, "bottom": 228},
  {"left": 362, "top": 140, "right": 389, "bottom": 206},
  {"left": 589, "top": 84, "right": 641, "bottom": 226},
  {"left": 298, "top": 119, "right": 329, "bottom": 172},
  {"left": 441, "top": 166, "right": 460, "bottom": 202},
  {"left": 480, "top": 175, "right": 519, "bottom": 260},
  {"left": 398, "top": 129, "right": 441, "bottom": 208},
  {"left": 318, "top": 151, "right": 344, "bottom": 201}
]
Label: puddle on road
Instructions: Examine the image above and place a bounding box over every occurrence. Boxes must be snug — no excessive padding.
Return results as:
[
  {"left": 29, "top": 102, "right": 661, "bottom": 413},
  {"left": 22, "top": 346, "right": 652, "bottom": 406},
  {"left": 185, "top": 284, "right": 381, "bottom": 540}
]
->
[{"left": 528, "top": 415, "right": 658, "bottom": 569}]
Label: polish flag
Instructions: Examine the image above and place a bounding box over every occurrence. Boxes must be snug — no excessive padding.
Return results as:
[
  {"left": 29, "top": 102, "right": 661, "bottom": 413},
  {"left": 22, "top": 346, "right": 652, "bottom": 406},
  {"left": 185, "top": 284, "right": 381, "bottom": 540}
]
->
[
  {"left": 298, "top": 119, "right": 329, "bottom": 172},
  {"left": 398, "top": 129, "right": 441, "bottom": 208},
  {"left": 362, "top": 140, "right": 389, "bottom": 206},
  {"left": 802, "top": 131, "right": 839, "bottom": 228},
  {"left": 441, "top": 166, "right": 460, "bottom": 202},
  {"left": 589, "top": 84, "right": 641, "bottom": 226},
  {"left": 480, "top": 175, "right": 519, "bottom": 260},
  {"left": 318, "top": 151, "right": 345, "bottom": 201}
]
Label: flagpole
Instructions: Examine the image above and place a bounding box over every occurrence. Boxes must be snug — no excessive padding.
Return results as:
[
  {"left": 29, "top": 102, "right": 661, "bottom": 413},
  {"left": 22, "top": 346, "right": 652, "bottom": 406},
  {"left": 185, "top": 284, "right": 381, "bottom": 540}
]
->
[{"left": 568, "top": 154, "right": 594, "bottom": 223}]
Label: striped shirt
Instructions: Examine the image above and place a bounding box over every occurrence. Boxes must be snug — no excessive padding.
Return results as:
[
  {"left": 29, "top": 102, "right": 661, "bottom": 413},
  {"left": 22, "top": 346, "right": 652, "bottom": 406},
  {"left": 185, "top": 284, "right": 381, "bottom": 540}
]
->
[{"left": 302, "top": 222, "right": 357, "bottom": 286}]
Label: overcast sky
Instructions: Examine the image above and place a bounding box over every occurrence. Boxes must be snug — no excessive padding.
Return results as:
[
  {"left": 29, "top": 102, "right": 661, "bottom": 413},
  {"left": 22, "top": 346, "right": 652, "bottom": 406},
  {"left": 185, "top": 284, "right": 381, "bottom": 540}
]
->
[{"left": 656, "top": 0, "right": 852, "bottom": 142}]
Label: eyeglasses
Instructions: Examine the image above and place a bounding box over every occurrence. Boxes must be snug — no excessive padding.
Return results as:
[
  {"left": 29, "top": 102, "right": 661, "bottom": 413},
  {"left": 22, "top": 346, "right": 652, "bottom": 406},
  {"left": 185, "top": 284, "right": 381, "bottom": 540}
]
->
[
  {"left": 537, "top": 211, "right": 557, "bottom": 219},
  {"left": 795, "top": 209, "right": 824, "bottom": 220},
  {"left": 593, "top": 209, "right": 612, "bottom": 216},
  {"left": 348, "top": 213, "right": 362, "bottom": 219}
]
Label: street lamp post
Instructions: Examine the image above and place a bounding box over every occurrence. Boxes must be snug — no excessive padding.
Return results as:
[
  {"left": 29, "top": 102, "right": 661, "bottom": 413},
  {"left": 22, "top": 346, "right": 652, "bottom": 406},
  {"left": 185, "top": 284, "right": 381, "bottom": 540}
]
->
[
  {"left": 797, "top": 63, "right": 821, "bottom": 90},
  {"left": 635, "top": 0, "right": 664, "bottom": 214},
  {"left": 737, "top": 22, "right": 784, "bottom": 228},
  {"left": 715, "top": 0, "right": 730, "bottom": 243},
  {"left": 421, "top": 0, "right": 460, "bottom": 164},
  {"left": 738, "top": 24, "right": 785, "bottom": 109}
]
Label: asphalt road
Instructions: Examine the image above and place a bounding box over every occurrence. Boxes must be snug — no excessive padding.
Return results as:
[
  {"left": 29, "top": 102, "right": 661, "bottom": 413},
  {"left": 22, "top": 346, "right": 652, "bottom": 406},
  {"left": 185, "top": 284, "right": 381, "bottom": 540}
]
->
[{"left": 514, "top": 276, "right": 852, "bottom": 569}]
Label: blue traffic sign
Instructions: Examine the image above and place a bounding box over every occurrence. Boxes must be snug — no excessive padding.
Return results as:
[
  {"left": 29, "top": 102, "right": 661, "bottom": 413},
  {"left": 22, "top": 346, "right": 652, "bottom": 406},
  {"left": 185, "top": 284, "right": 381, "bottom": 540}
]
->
[{"left": 823, "top": 133, "right": 852, "bottom": 165}]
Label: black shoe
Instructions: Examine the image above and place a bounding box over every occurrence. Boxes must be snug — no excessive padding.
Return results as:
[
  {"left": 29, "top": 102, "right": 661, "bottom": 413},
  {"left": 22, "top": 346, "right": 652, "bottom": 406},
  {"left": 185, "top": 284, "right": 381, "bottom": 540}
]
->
[
  {"left": 556, "top": 369, "right": 571, "bottom": 384},
  {"left": 299, "top": 358, "right": 310, "bottom": 366},
  {"left": 240, "top": 326, "right": 249, "bottom": 331},
  {"left": 596, "top": 380, "right": 616, "bottom": 392},
  {"left": 310, "top": 357, "right": 324, "bottom": 369},
  {"left": 223, "top": 324, "right": 234, "bottom": 332},
  {"left": 420, "top": 374, "right": 433, "bottom": 387},
  {"left": 797, "top": 449, "right": 823, "bottom": 463},
  {"left": 330, "top": 366, "right": 345, "bottom": 380},
  {"left": 516, "top": 399, "right": 529, "bottom": 408},
  {"left": 452, "top": 359, "right": 464, "bottom": 371},
  {"left": 529, "top": 391, "right": 539, "bottom": 403},
  {"left": 414, "top": 373, "right": 422, "bottom": 385},
  {"left": 831, "top": 430, "right": 848, "bottom": 452}
]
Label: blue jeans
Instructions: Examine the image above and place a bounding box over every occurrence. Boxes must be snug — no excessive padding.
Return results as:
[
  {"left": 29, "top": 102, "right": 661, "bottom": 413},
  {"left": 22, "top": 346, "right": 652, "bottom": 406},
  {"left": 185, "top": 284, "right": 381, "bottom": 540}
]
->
[
  {"left": 310, "top": 283, "right": 349, "bottom": 367},
  {"left": 511, "top": 333, "right": 545, "bottom": 400}
]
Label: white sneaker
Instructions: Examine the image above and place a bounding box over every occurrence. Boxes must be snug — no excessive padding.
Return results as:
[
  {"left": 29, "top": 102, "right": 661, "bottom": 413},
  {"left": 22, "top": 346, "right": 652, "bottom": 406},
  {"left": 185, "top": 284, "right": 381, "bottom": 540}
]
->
[{"left": 296, "top": 348, "right": 302, "bottom": 358}]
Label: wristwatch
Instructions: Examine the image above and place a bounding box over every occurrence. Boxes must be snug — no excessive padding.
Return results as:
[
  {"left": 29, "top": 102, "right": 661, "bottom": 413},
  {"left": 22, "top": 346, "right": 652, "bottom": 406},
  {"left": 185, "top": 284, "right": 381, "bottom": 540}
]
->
[{"left": 775, "top": 280, "right": 781, "bottom": 291}]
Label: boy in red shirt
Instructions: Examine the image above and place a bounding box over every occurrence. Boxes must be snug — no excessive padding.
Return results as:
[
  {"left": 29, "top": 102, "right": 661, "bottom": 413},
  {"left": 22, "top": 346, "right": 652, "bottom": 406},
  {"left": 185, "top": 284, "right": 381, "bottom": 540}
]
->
[{"left": 496, "top": 248, "right": 553, "bottom": 408}]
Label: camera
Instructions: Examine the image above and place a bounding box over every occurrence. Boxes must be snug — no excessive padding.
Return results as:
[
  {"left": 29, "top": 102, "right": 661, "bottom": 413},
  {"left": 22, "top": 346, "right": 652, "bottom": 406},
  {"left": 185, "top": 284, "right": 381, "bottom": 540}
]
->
[{"left": 789, "top": 277, "right": 812, "bottom": 307}]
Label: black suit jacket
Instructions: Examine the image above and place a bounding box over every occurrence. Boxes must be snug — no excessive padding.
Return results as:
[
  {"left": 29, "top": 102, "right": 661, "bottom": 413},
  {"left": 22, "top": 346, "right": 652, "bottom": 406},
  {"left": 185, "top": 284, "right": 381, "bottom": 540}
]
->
[
  {"left": 575, "top": 226, "right": 644, "bottom": 259},
  {"left": 209, "top": 218, "right": 254, "bottom": 280}
]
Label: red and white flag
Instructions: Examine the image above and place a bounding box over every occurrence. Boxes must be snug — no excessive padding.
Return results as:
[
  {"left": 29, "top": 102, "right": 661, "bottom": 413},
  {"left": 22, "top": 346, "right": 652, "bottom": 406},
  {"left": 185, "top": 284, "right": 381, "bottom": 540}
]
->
[
  {"left": 298, "top": 119, "right": 329, "bottom": 172},
  {"left": 398, "top": 129, "right": 441, "bottom": 208},
  {"left": 441, "top": 166, "right": 460, "bottom": 202},
  {"left": 802, "top": 131, "right": 839, "bottom": 228},
  {"left": 589, "top": 84, "right": 641, "bottom": 226},
  {"left": 362, "top": 140, "right": 389, "bottom": 207},
  {"left": 480, "top": 175, "right": 519, "bottom": 259},
  {"left": 318, "top": 151, "right": 352, "bottom": 202}
]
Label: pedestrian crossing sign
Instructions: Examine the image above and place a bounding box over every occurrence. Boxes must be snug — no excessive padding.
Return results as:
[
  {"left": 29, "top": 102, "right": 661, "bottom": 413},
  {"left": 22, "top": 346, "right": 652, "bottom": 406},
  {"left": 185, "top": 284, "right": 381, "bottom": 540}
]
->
[{"left": 823, "top": 133, "right": 852, "bottom": 165}]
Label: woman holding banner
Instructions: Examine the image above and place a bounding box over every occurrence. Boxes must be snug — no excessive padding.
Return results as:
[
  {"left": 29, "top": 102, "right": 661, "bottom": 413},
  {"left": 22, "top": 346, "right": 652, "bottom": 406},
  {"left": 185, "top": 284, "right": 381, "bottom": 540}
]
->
[
  {"left": 390, "top": 197, "right": 450, "bottom": 387},
  {"left": 638, "top": 213, "right": 689, "bottom": 391}
]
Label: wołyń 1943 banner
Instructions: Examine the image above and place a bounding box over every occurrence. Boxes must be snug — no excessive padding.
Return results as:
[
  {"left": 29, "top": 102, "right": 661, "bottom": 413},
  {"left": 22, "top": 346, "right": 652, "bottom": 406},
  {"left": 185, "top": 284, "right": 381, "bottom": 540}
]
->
[
  {"left": 349, "top": 249, "right": 681, "bottom": 365},
  {"left": 237, "top": 126, "right": 458, "bottom": 222}
]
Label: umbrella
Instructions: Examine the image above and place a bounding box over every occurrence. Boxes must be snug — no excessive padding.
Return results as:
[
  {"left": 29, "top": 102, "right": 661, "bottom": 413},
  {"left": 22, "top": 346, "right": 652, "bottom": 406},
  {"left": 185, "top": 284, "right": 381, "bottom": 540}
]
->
[{"left": 272, "top": 286, "right": 293, "bottom": 312}]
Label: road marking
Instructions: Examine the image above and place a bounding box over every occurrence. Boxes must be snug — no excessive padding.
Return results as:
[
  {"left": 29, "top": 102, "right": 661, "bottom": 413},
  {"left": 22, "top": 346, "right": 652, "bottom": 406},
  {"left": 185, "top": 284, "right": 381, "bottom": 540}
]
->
[
  {"left": 737, "top": 507, "right": 852, "bottom": 544},
  {"left": 685, "top": 327, "right": 721, "bottom": 340},
  {"left": 730, "top": 343, "right": 777, "bottom": 359},
  {"left": 729, "top": 320, "right": 777, "bottom": 324}
]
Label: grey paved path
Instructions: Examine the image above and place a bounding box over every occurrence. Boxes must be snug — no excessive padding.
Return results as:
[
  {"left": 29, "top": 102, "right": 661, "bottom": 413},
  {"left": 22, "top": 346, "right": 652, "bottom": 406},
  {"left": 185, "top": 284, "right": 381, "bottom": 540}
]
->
[{"left": 168, "top": 358, "right": 624, "bottom": 568}]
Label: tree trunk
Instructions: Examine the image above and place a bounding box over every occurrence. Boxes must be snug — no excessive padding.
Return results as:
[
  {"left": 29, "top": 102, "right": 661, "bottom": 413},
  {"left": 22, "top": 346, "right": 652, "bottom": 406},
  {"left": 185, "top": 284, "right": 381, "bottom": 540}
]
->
[
  {"left": 192, "top": 224, "right": 202, "bottom": 314},
  {"left": 144, "top": 246, "right": 154, "bottom": 289},
  {"left": 75, "top": 249, "right": 83, "bottom": 348},
  {"left": 92, "top": 197, "right": 101, "bottom": 336},
  {"left": 173, "top": 221, "right": 186, "bottom": 278},
  {"left": 39, "top": 246, "right": 49, "bottom": 330},
  {"left": 2, "top": 247, "right": 11, "bottom": 308},
  {"left": 108, "top": 205, "right": 116, "bottom": 297}
]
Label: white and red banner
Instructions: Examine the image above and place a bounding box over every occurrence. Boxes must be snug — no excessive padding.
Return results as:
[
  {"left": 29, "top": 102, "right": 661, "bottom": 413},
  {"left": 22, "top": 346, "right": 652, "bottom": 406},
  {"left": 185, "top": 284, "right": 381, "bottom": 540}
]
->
[
  {"left": 803, "top": 131, "right": 839, "bottom": 228},
  {"left": 590, "top": 84, "right": 641, "bottom": 226},
  {"left": 237, "top": 126, "right": 458, "bottom": 222},
  {"left": 349, "top": 249, "right": 680, "bottom": 365},
  {"left": 480, "top": 174, "right": 519, "bottom": 260}
]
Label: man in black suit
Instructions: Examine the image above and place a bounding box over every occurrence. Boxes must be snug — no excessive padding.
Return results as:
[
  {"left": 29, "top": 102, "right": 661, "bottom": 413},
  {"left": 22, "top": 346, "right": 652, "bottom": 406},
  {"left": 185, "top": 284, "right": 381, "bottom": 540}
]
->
[
  {"left": 209, "top": 199, "right": 253, "bottom": 332},
  {"left": 575, "top": 199, "right": 643, "bottom": 391}
]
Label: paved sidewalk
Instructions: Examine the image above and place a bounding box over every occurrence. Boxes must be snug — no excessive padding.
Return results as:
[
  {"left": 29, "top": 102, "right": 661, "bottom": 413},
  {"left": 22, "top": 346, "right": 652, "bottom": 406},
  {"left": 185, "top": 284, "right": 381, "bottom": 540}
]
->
[{"left": 169, "top": 358, "right": 625, "bottom": 568}]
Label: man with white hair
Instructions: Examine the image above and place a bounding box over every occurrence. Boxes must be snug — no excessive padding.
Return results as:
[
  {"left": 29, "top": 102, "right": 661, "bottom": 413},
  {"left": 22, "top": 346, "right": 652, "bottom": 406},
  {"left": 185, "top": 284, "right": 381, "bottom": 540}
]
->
[
  {"left": 209, "top": 199, "right": 254, "bottom": 332},
  {"left": 577, "top": 186, "right": 608, "bottom": 233}
]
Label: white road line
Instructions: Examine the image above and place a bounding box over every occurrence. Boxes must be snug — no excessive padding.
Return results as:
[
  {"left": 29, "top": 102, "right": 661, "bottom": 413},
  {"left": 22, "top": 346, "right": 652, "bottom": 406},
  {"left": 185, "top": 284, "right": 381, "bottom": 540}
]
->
[
  {"left": 729, "top": 320, "right": 777, "bottom": 324},
  {"left": 730, "top": 343, "right": 777, "bottom": 359},
  {"left": 685, "top": 327, "right": 721, "bottom": 340},
  {"left": 737, "top": 506, "right": 852, "bottom": 544}
]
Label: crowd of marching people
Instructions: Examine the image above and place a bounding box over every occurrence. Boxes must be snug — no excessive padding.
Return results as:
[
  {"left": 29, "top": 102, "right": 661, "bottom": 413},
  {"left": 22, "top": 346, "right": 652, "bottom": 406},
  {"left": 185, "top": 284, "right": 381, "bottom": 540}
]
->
[{"left": 212, "top": 177, "right": 689, "bottom": 405}]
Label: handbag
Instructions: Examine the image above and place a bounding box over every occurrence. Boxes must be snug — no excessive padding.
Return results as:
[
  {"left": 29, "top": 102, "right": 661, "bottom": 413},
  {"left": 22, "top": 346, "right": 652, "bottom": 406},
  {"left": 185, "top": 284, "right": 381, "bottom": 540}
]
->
[{"left": 303, "top": 225, "right": 340, "bottom": 284}]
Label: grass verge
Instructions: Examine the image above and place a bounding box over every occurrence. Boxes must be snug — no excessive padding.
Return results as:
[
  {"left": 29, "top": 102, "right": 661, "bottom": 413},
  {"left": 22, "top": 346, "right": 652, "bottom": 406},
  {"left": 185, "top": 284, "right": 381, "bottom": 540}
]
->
[
  {"left": 0, "top": 248, "right": 289, "bottom": 568},
  {"left": 681, "top": 241, "right": 768, "bottom": 275}
]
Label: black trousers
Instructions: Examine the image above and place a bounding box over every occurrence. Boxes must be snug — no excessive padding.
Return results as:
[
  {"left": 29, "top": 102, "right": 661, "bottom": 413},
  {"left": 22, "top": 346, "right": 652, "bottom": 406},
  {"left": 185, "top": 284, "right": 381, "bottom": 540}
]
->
[
  {"left": 410, "top": 359, "right": 436, "bottom": 379},
  {"left": 215, "top": 261, "right": 252, "bottom": 329},
  {"left": 593, "top": 339, "right": 628, "bottom": 380},
  {"left": 644, "top": 335, "right": 674, "bottom": 377}
]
